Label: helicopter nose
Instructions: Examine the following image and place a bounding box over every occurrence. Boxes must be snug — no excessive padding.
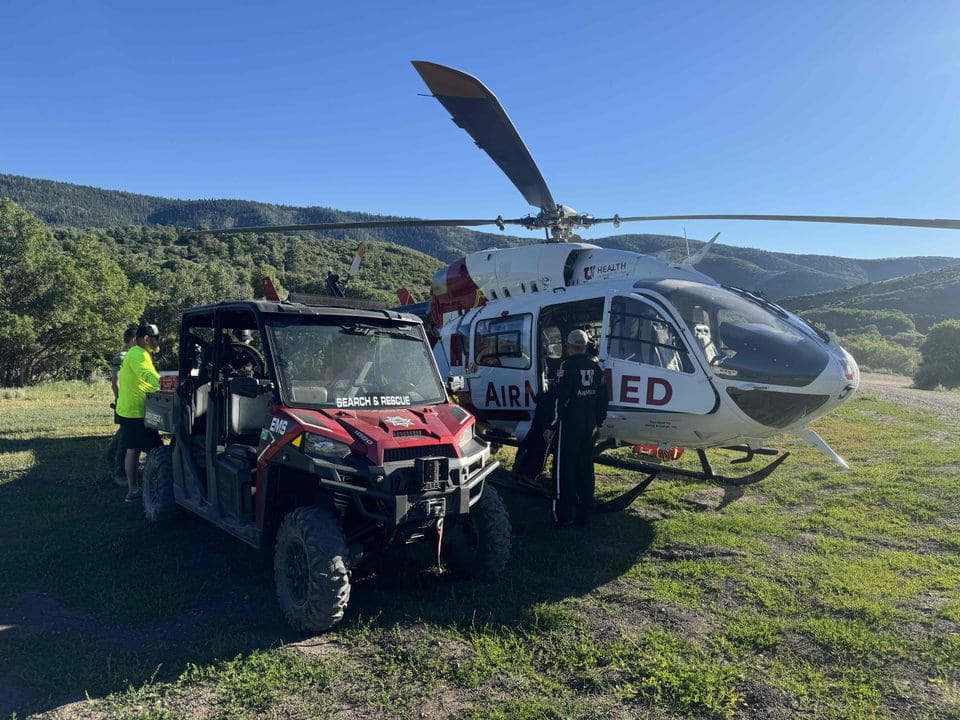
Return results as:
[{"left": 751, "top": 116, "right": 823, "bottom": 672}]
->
[{"left": 838, "top": 347, "right": 859, "bottom": 399}]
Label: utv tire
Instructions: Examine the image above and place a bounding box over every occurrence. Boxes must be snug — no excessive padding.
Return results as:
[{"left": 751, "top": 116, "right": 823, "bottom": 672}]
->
[
  {"left": 274, "top": 506, "right": 351, "bottom": 633},
  {"left": 142, "top": 445, "right": 177, "bottom": 523},
  {"left": 443, "top": 484, "right": 512, "bottom": 580}
]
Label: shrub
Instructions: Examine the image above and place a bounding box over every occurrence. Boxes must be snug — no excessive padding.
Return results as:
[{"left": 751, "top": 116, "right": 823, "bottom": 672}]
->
[
  {"left": 839, "top": 331, "right": 920, "bottom": 375},
  {"left": 914, "top": 320, "right": 960, "bottom": 389},
  {"left": 801, "top": 308, "right": 916, "bottom": 337}
]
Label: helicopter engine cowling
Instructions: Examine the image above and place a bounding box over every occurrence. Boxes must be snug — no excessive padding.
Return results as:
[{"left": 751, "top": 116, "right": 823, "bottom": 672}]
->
[
  {"left": 428, "top": 243, "right": 714, "bottom": 329},
  {"left": 429, "top": 243, "right": 588, "bottom": 327}
]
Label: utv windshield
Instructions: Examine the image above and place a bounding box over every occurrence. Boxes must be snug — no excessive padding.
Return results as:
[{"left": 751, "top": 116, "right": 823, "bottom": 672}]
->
[
  {"left": 267, "top": 318, "right": 446, "bottom": 408},
  {"left": 634, "top": 279, "right": 830, "bottom": 387}
]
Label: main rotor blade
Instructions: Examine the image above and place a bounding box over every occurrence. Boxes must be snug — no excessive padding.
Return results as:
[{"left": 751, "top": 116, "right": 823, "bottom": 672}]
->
[
  {"left": 180, "top": 217, "right": 516, "bottom": 238},
  {"left": 412, "top": 60, "right": 556, "bottom": 213},
  {"left": 601, "top": 213, "right": 960, "bottom": 231}
]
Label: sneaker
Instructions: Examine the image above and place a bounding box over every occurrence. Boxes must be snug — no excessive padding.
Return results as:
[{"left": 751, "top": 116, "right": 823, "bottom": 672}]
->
[{"left": 124, "top": 489, "right": 142, "bottom": 503}]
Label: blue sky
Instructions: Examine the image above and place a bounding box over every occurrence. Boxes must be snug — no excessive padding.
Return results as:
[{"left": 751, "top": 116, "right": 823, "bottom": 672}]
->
[{"left": 2, "top": 1, "right": 958, "bottom": 258}]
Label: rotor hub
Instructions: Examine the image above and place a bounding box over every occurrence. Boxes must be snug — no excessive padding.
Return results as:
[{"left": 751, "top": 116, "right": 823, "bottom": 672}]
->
[{"left": 518, "top": 204, "right": 598, "bottom": 242}]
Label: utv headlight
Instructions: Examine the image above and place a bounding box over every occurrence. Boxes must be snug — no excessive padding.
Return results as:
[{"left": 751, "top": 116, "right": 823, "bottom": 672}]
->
[
  {"left": 457, "top": 423, "right": 485, "bottom": 456},
  {"left": 302, "top": 433, "right": 352, "bottom": 462}
]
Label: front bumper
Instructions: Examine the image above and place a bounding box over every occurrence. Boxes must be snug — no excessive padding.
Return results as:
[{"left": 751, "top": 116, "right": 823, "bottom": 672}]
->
[{"left": 277, "top": 443, "right": 499, "bottom": 526}]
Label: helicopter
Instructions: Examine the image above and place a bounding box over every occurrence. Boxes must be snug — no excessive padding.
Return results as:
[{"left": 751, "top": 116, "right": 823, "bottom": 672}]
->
[{"left": 184, "top": 60, "right": 960, "bottom": 491}]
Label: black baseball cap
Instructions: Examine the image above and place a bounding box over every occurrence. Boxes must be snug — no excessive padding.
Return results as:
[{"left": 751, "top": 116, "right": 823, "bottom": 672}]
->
[{"left": 137, "top": 323, "right": 160, "bottom": 338}]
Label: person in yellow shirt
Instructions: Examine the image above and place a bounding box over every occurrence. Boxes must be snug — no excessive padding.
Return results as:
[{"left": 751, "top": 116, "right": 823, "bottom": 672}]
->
[{"left": 116, "top": 324, "right": 162, "bottom": 502}]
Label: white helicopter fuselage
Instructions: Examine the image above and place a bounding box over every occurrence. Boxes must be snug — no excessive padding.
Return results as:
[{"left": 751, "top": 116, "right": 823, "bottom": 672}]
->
[{"left": 432, "top": 243, "right": 859, "bottom": 451}]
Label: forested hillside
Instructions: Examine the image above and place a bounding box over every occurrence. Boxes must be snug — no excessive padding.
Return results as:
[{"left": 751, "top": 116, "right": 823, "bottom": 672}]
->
[
  {"left": 5, "top": 173, "right": 960, "bottom": 383},
  {"left": 0, "top": 173, "right": 515, "bottom": 262},
  {"left": 781, "top": 262, "right": 960, "bottom": 332},
  {"left": 3, "top": 173, "right": 956, "bottom": 300},
  {"left": 0, "top": 199, "right": 444, "bottom": 383},
  {"left": 777, "top": 264, "right": 960, "bottom": 378},
  {"left": 602, "top": 235, "right": 956, "bottom": 299}
]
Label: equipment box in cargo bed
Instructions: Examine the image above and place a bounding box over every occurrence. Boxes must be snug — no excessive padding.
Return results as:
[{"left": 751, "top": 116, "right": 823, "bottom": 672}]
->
[{"left": 144, "top": 391, "right": 177, "bottom": 432}]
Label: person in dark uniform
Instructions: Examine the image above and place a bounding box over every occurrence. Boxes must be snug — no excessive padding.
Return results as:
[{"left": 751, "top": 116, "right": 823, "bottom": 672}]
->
[
  {"left": 512, "top": 374, "right": 557, "bottom": 489},
  {"left": 548, "top": 329, "right": 608, "bottom": 526}
]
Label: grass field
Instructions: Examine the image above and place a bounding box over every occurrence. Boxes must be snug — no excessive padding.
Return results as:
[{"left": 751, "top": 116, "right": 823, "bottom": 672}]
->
[{"left": 1, "top": 382, "right": 959, "bottom": 719}]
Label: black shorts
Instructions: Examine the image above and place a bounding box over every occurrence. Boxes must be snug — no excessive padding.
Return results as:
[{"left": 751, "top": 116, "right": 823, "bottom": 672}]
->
[{"left": 117, "top": 416, "right": 161, "bottom": 452}]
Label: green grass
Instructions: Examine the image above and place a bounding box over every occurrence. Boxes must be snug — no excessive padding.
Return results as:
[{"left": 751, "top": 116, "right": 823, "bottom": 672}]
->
[{"left": 2, "top": 383, "right": 960, "bottom": 719}]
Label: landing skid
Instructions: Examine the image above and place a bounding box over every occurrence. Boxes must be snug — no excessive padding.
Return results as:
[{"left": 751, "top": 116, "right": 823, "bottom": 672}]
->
[
  {"left": 480, "top": 432, "right": 788, "bottom": 513},
  {"left": 489, "top": 471, "right": 553, "bottom": 499},
  {"left": 593, "top": 447, "right": 789, "bottom": 512},
  {"left": 594, "top": 447, "right": 790, "bottom": 487}
]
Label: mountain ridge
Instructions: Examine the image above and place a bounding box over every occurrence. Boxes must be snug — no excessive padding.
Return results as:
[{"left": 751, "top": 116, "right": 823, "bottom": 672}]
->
[
  {"left": 2, "top": 172, "right": 956, "bottom": 301},
  {"left": 781, "top": 261, "right": 960, "bottom": 332}
]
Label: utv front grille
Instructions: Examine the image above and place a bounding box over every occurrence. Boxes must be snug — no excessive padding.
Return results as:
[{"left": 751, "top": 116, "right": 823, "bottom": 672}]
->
[{"left": 384, "top": 444, "right": 457, "bottom": 462}]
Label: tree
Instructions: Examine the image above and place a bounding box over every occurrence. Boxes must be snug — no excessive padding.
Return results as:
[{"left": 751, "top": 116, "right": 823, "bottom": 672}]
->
[
  {"left": 914, "top": 320, "right": 960, "bottom": 389},
  {"left": 45, "top": 236, "right": 148, "bottom": 380},
  {"left": 119, "top": 255, "right": 250, "bottom": 368},
  {"left": 0, "top": 200, "right": 64, "bottom": 384},
  {"left": 0, "top": 200, "right": 145, "bottom": 384}
]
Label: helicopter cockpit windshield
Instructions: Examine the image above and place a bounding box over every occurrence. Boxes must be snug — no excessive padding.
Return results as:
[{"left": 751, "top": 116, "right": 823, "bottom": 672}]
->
[{"left": 635, "top": 279, "right": 830, "bottom": 388}]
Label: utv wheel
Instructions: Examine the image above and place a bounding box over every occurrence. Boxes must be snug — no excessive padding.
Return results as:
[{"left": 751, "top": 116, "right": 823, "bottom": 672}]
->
[
  {"left": 443, "top": 484, "right": 512, "bottom": 580},
  {"left": 142, "top": 445, "right": 177, "bottom": 523},
  {"left": 274, "top": 506, "right": 351, "bottom": 633}
]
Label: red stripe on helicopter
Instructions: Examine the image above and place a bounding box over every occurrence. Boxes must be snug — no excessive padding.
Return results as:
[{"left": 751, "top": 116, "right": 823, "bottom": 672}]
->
[{"left": 430, "top": 258, "right": 486, "bottom": 327}]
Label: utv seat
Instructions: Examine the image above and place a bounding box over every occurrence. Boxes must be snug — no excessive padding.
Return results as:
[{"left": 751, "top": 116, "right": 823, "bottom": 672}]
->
[
  {"left": 226, "top": 391, "right": 273, "bottom": 443},
  {"left": 223, "top": 391, "right": 273, "bottom": 466}
]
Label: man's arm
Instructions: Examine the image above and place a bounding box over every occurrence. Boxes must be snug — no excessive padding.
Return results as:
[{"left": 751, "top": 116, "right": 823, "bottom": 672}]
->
[{"left": 135, "top": 353, "right": 161, "bottom": 393}]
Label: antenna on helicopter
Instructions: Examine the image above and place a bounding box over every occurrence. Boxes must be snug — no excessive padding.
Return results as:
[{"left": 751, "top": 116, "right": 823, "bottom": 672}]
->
[
  {"left": 683, "top": 228, "right": 690, "bottom": 260},
  {"left": 325, "top": 243, "right": 367, "bottom": 297},
  {"left": 346, "top": 243, "right": 366, "bottom": 284},
  {"left": 682, "top": 232, "right": 720, "bottom": 268}
]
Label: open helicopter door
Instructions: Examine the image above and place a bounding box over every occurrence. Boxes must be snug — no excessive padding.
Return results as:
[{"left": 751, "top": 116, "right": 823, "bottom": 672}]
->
[
  {"left": 599, "top": 290, "right": 719, "bottom": 446},
  {"left": 461, "top": 304, "right": 539, "bottom": 436}
]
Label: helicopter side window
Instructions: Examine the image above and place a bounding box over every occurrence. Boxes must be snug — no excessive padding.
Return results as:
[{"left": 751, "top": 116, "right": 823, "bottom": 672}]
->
[
  {"left": 475, "top": 314, "right": 532, "bottom": 369},
  {"left": 607, "top": 296, "right": 694, "bottom": 373}
]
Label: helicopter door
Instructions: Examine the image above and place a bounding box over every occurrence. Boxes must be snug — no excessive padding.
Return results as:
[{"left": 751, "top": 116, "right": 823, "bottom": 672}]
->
[
  {"left": 603, "top": 294, "right": 717, "bottom": 416},
  {"left": 536, "top": 297, "right": 605, "bottom": 388},
  {"left": 469, "top": 311, "right": 537, "bottom": 415}
]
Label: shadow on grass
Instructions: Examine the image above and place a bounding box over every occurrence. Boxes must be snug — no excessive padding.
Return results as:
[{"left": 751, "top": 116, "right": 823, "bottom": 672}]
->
[
  {"left": 0, "top": 436, "right": 654, "bottom": 716},
  {"left": 347, "top": 480, "right": 656, "bottom": 631}
]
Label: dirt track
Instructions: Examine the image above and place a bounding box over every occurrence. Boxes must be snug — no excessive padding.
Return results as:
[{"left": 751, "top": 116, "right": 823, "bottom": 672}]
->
[{"left": 858, "top": 372, "right": 960, "bottom": 423}]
